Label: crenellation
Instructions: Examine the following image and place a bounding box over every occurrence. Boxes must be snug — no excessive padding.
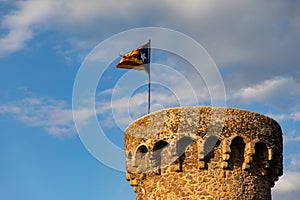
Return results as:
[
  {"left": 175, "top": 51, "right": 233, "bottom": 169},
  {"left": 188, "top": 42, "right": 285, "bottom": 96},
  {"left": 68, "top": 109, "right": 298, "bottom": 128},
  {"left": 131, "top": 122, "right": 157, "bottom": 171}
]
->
[{"left": 124, "top": 106, "right": 283, "bottom": 199}]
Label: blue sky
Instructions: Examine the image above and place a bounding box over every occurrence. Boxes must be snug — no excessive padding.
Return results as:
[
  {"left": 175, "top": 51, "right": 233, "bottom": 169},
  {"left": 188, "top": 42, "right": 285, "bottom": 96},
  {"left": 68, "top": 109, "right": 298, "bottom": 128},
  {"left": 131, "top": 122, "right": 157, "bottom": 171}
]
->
[{"left": 0, "top": 0, "right": 300, "bottom": 199}]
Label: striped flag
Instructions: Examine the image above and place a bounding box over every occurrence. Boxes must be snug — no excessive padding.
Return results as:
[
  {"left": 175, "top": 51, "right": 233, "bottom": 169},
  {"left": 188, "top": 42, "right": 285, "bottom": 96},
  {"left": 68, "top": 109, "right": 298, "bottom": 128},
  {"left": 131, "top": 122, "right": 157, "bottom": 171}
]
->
[{"left": 116, "top": 41, "right": 150, "bottom": 74}]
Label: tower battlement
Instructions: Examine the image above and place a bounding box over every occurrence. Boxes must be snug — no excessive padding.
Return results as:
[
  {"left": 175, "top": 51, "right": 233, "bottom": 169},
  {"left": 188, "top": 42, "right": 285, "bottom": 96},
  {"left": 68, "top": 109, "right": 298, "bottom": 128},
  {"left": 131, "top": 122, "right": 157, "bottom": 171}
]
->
[{"left": 124, "top": 106, "right": 283, "bottom": 200}]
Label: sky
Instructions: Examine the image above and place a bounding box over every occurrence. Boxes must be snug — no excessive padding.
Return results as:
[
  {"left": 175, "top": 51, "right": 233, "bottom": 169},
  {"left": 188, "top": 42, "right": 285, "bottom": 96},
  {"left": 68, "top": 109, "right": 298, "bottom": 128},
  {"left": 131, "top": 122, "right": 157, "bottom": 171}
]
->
[{"left": 0, "top": 0, "right": 300, "bottom": 199}]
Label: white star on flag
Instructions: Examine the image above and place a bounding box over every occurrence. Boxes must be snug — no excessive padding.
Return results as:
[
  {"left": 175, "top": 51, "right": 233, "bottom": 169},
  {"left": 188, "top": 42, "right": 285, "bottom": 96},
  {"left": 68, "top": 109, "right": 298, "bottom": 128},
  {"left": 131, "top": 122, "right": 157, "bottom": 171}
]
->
[{"left": 140, "top": 52, "right": 147, "bottom": 62}]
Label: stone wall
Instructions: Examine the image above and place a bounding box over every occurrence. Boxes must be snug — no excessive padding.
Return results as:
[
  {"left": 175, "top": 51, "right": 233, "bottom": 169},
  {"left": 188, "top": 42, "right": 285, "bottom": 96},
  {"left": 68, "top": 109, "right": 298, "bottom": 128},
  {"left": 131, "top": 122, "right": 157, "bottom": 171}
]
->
[{"left": 124, "top": 106, "right": 283, "bottom": 200}]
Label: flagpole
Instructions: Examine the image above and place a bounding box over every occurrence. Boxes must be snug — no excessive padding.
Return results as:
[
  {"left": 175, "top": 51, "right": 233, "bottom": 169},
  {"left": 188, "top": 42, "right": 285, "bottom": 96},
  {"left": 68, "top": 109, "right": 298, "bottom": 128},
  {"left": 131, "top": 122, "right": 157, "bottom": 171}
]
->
[{"left": 148, "top": 39, "right": 151, "bottom": 114}]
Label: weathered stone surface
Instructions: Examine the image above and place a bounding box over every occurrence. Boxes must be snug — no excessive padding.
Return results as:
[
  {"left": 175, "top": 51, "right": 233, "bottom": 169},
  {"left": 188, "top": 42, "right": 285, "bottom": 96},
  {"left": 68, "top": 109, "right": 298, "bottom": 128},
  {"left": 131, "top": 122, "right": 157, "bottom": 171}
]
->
[{"left": 124, "top": 106, "right": 283, "bottom": 200}]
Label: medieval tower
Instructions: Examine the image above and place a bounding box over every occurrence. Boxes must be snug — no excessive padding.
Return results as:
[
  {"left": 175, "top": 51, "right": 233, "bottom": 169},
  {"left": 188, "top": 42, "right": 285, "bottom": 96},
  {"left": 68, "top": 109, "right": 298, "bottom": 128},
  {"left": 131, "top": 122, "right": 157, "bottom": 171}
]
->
[{"left": 124, "top": 106, "right": 283, "bottom": 200}]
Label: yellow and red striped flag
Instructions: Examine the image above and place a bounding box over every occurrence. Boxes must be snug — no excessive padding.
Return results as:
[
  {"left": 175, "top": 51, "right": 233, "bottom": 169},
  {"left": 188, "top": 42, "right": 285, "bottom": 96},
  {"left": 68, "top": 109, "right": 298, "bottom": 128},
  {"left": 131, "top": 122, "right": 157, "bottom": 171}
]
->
[{"left": 116, "top": 41, "right": 150, "bottom": 74}]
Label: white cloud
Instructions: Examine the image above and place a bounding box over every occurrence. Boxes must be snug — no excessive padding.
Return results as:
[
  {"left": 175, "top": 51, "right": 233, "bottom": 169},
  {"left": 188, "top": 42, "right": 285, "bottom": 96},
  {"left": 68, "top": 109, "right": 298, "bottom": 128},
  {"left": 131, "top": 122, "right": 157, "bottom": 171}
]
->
[
  {"left": 97, "top": 88, "right": 116, "bottom": 96},
  {"left": 269, "top": 113, "right": 300, "bottom": 122},
  {"left": 0, "top": 28, "right": 31, "bottom": 55},
  {"left": 231, "top": 77, "right": 300, "bottom": 106},
  {"left": 272, "top": 171, "right": 300, "bottom": 200},
  {"left": 276, "top": 129, "right": 300, "bottom": 145},
  {"left": 287, "top": 154, "right": 300, "bottom": 171},
  {"left": 1, "top": 0, "right": 300, "bottom": 77},
  {"left": 285, "top": 134, "right": 300, "bottom": 144},
  {"left": 0, "top": 0, "right": 155, "bottom": 56},
  {"left": 291, "top": 112, "right": 300, "bottom": 121},
  {"left": 0, "top": 97, "right": 77, "bottom": 135},
  {"left": 0, "top": 0, "right": 58, "bottom": 56}
]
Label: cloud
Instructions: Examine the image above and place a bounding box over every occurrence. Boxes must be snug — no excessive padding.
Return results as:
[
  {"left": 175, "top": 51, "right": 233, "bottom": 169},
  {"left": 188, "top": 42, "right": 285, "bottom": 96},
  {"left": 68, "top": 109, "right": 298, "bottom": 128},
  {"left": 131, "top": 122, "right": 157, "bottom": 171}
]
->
[
  {"left": 286, "top": 154, "right": 300, "bottom": 171},
  {"left": 1, "top": 0, "right": 300, "bottom": 78},
  {"left": 269, "top": 113, "right": 300, "bottom": 123},
  {"left": 285, "top": 134, "right": 300, "bottom": 144},
  {"left": 230, "top": 76, "right": 300, "bottom": 108},
  {"left": 272, "top": 171, "right": 300, "bottom": 200},
  {"left": 0, "top": 0, "right": 58, "bottom": 56},
  {"left": 0, "top": 0, "right": 159, "bottom": 56},
  {"left": 0, "top": 97, "right": 77, "bottom": 135}
]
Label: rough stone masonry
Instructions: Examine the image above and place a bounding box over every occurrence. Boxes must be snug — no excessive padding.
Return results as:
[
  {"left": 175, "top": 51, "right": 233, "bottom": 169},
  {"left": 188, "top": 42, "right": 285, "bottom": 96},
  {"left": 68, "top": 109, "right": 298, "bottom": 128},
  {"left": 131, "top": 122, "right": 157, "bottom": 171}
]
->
[{"left": 124, "top": 106, "right": 283, "bottom": 200}]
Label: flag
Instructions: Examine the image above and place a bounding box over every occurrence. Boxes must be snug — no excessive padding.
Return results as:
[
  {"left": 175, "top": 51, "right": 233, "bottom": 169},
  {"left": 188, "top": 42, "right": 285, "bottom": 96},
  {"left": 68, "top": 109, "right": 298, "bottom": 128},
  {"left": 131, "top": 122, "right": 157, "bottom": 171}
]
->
[{"left": 116, "top": 41, "right": 150, "bottom": 74}]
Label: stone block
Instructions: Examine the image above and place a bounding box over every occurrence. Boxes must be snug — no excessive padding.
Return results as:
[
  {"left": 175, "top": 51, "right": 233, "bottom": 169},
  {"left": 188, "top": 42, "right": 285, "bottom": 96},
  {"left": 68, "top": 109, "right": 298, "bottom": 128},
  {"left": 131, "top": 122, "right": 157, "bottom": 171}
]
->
[
  {"left": 198, "top": 161, "right": 206, "bottom": 169},
  {"left": 221, "top": 161, "right": 228, "bottom": 169},
  {"left": 242, "top": 163, "right": 250, "bottom": 170},
  {"left": 222, "top": 153, "right": 230, "bottom": 161}
]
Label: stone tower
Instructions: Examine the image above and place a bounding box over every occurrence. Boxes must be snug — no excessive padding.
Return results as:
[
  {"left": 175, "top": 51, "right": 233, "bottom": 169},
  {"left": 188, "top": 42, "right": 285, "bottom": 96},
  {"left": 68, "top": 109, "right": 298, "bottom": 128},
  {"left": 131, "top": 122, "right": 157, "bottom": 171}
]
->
[{"left": 124, "top": 106, "right": 283, "bottom": 200}]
